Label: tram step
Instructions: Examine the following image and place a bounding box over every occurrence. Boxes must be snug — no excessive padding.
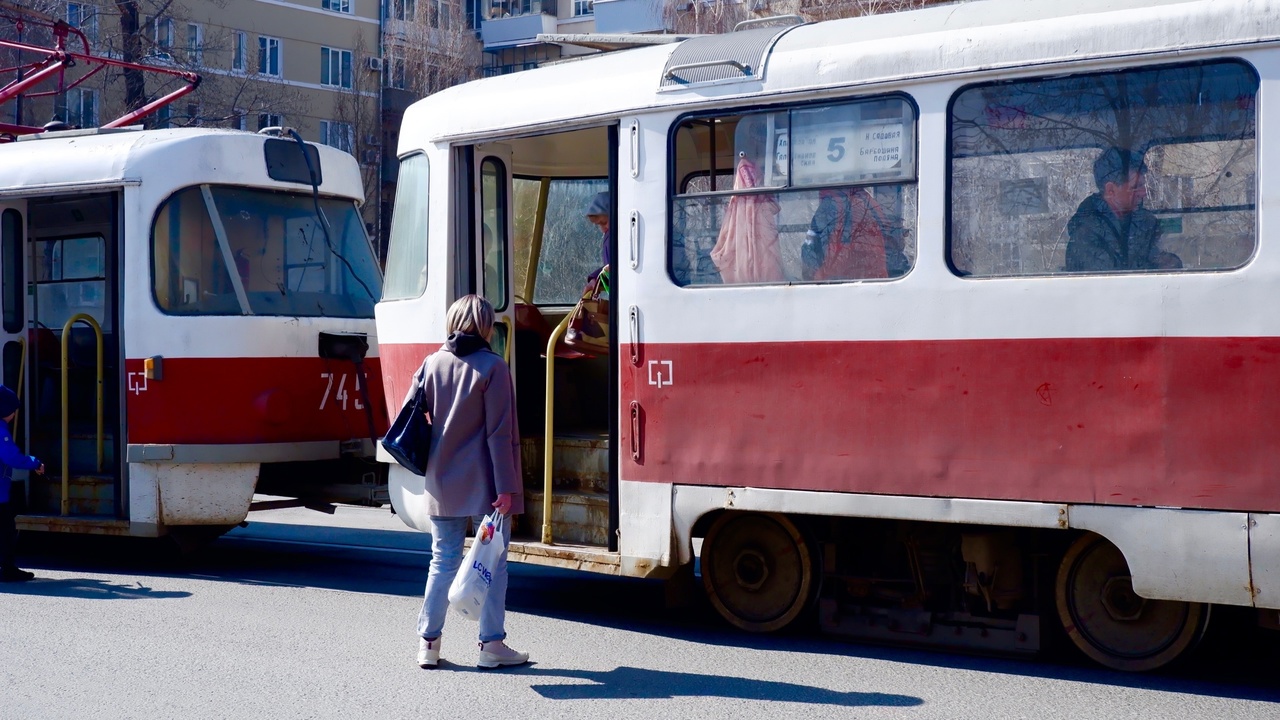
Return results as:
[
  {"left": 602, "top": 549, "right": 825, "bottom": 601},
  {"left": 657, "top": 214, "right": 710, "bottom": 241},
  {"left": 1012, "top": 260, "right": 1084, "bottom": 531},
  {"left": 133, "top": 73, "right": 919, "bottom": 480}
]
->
[
  {"left": 24, "top": 474, "right": 116, "bottom": 516},
  {"left": 523, "top": 489, "right": 610, "bottom": 546},
  {"left": 520, "top": 434, "right": 608, "bottom": 494}
]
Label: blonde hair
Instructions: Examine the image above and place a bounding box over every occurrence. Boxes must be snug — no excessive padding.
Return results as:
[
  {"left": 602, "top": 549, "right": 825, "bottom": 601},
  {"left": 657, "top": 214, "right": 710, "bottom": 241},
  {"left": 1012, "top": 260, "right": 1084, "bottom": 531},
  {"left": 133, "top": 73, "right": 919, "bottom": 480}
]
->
[{"left": 445, "top": 294, "right": 494, "bottom": 338}]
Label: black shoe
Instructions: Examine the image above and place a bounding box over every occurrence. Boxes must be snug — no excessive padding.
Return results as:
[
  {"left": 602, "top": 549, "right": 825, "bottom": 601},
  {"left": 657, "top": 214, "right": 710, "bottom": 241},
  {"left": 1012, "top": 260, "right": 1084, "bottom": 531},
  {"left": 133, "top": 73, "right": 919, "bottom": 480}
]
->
[{"left": 0, "top": 567, "right": 35, "bottom": 582}]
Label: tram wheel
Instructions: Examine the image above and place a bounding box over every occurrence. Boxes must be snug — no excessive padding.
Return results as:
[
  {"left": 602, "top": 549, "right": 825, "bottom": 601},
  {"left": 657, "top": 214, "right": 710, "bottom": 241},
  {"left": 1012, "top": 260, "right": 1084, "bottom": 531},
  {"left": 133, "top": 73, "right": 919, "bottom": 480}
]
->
[
  {"left": 700, "top": 512, "right": 814, "bottom": 633},
  {"left": 1055, "top": 533, "right": 1209, "bottom": 672}
]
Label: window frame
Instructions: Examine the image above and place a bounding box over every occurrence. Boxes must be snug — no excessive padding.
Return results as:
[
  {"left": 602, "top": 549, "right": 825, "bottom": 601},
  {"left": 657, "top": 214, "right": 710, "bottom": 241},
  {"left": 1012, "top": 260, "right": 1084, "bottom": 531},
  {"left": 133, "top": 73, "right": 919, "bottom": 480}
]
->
[
  {"left": 321, "top": 47, "right": 354, "bottom": 89},
  {"left": 666, "top": 93, "right": 921, "bottom": 290},
  {"left": 233, "top": 31, "right": 247, "bottom": 72},
  {"left": 258, "top": 35, "right": 282, "bottom": 77},
  {"left": 944, "top": 58, "right": 1260, "bottom": 280}
]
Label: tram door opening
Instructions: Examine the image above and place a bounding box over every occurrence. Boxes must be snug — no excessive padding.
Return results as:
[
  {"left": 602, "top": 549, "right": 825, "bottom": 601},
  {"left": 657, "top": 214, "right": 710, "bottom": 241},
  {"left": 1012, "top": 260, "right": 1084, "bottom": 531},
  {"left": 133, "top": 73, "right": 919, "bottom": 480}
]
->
[
  {"left": 17, "top": 193, "right": 122, "bottom": 518},
  {"left": 462, "top": 127, "right": 617, "bottom": 549}
]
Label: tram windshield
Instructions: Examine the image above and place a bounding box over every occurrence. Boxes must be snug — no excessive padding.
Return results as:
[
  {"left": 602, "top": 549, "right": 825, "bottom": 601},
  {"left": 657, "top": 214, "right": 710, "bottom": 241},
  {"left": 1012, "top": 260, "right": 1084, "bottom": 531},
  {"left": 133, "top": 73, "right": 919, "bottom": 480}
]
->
[{"left": 152, "top": 185, "right": 382, "bottom": 317}]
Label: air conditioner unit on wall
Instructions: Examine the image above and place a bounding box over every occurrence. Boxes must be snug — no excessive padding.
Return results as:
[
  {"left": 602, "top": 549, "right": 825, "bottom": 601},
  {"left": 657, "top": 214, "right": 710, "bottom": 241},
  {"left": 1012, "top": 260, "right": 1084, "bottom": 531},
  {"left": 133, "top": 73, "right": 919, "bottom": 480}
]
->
[
  {"left": 364, "top": 133, "right": 380, "bottom": 146},
  {"left": 365, "top": 56, "right": 383, "bottom": 72}
]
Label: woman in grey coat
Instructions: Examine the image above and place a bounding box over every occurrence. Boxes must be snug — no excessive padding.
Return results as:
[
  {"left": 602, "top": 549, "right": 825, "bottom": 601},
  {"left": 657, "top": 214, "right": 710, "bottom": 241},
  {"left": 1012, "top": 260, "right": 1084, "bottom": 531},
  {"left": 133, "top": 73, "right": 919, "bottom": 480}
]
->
[{"left": 411, "top": 295, "right": 528, "bottom": 669}]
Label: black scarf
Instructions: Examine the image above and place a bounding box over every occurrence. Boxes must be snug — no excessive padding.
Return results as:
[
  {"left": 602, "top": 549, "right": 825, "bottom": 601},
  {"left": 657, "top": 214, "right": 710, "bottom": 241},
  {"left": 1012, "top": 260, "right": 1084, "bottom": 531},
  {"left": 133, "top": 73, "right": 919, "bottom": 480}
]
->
[{"left": 444, "top": 331, "right": 491, "bottom": 357}]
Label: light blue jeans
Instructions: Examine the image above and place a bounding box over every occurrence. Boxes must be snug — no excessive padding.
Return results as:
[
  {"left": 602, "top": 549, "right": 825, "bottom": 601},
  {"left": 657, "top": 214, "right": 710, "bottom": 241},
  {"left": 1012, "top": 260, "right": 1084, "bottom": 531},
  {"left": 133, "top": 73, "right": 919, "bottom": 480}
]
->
[{"left": 417, "top": 515, "right": 512, "bottom": 644}]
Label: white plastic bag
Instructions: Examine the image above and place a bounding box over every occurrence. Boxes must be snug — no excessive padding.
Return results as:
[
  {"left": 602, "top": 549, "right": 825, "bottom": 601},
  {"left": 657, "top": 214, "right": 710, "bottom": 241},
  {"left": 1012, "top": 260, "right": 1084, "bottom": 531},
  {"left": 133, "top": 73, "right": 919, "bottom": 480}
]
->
[{"left": 447, "top": 513, "right": 506, "bottom": 620}]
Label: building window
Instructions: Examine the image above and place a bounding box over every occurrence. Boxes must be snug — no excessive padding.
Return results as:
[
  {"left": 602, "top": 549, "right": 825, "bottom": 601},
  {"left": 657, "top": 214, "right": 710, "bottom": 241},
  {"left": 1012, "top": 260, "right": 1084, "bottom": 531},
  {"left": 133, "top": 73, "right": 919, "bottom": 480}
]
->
[
  {"left": 186, "top": 23, "right": 203, "bottom": 65},
  {"left": 231, "top": 109, "right": 247, "bottom": 131},
  {"left": 321, "top": 47, "right": 353, "bottom": 89},
  {"left": 67, "top": 3, "right": 98, "bottom": 43},
  {"left": 320, "top": 120, "right": 354, "bottom": 153},
  {"left": 258, "top": 36, "right": 281, "bottom": 77},
  {"left": 64, "top": 88, "right": 97, "bottom": 128},
  {"left": 153, "top": 17, "right": 173, "bottom": 54},
  {"left": 233, "top": 31, "right": 247, "bottom": 72},
  {"left": 573, "top": 0, "right": 592, "bottom": 16},
  {"left": 186, "top": 102, "right": 201, "bottom": 126},
  {"left": 948, "top": 60, "right": 1258, "bottom": 278},
  {"left": 324, "top": 0, "right": 352, "bottom": 12},
  {"left": 258, "top": 113, "right": 283, "bottom": 131},
  {"left": 387, "top": 0, "right": 418, "bottom": 21},
  {"left": 153, "top": 104, "right": 171, "bottom": 130}
]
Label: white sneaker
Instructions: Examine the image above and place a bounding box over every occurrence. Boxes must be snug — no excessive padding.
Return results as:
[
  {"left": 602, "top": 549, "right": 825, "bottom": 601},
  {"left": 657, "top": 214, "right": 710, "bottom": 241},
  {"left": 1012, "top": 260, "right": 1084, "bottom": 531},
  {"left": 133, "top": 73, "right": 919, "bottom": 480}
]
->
[
  {"left": 477, "top": 640, "right": 529, "bottom": 669},
  {"left": 417, "top": 636, "right": 441, "bottom": 668}
]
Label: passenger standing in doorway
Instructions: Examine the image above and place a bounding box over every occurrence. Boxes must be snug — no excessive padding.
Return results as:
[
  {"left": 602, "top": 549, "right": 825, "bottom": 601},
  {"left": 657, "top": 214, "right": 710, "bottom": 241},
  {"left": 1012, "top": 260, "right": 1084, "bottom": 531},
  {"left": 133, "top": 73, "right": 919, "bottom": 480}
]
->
[
  {"left": 409, "top": 295, "right": 529, "bottom": 669},
  {"left": 585, "top": 192, "right": 611, "bottom": 283},
  {"left": 0, "top": 385, "right": 44, "bottom": 583}
]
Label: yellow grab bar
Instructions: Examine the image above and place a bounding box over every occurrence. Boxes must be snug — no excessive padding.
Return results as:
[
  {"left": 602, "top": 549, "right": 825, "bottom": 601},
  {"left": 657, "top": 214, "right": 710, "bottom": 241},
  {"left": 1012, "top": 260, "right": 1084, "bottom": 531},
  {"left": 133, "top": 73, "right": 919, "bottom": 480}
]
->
[
  {"left": 61, "top": 313, "right": 103, "bottom": 516},
  {"left": 541, "top": 312, "right": 572, "bottom": 545}
]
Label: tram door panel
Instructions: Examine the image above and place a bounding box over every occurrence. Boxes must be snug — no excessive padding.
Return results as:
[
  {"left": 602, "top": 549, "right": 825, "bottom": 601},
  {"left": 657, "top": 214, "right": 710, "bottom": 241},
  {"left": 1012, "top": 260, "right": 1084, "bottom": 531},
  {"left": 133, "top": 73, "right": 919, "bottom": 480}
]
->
[
  {"left": 25, "top": 194, "right": 121, "bottom": 517},
  {"left": 0, "top": 203, "right": 29, "bottom": 508},
  {"left": 472, "top": 145, "right": 516, "bottom": 369}
]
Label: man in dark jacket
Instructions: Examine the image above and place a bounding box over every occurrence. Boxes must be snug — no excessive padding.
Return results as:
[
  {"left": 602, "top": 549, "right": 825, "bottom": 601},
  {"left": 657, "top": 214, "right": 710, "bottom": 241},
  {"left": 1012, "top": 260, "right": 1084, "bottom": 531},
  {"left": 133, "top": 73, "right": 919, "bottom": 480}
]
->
[
  {"left": 1065, "top": 146, "right": 1181, "bottom": 272},
  {"left": 0, "top": 385, "right": 44, "bottom": 582}
]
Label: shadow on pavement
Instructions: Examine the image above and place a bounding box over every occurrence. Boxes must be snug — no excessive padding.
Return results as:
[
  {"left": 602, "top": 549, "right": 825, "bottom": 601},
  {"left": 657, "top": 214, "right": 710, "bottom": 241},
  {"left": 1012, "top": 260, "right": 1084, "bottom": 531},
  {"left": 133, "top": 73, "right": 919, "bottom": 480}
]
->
[
  {"left": 514, "top": 665, "right": 923, "bottom": 706},
  {"left": 0, "top": 576, "right": 192, "bottom": 600}
]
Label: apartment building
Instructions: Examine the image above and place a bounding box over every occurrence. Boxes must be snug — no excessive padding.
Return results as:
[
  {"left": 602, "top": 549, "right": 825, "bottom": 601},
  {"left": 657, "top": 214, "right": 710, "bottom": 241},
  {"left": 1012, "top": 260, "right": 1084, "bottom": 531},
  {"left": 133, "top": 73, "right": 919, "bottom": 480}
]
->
[{"left": 1, "top": 0, "right": 381, "bottom": 228}]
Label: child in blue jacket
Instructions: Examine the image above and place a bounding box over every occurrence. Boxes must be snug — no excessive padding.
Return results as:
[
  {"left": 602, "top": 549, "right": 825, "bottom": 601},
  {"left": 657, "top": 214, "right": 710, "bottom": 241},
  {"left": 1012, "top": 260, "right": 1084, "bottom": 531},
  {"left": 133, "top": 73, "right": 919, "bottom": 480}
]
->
[{"left": 0, "top": 385, "right": 43, "bottom": 582}]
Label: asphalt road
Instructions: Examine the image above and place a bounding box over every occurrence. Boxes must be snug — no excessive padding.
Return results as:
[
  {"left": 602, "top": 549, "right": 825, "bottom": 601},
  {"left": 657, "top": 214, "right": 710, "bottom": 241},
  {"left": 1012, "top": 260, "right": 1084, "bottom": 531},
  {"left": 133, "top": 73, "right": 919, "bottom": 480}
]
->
[{"left": 1, "top": 504, "right": 1278, "bottom": 720}]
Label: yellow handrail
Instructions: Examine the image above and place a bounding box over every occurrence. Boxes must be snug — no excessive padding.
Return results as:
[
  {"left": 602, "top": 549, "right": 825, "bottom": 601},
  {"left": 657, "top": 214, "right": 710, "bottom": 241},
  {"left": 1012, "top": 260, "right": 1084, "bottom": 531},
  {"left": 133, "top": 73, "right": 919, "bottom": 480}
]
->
[
  {"left": 61, "top": 313, "right": 103, "bottom": 516},
  {"left": 541, "top": 312, "right": 572, "bottom": 545}
]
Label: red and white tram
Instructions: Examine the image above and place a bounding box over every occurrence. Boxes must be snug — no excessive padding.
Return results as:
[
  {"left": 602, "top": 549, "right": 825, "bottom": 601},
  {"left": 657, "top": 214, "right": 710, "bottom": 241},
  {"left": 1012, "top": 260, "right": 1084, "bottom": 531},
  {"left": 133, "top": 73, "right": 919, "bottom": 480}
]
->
[
  {"left": 0, "top": 126, "right": 386, "bottom": 541},
  {"left": 377, "top": 0, "right": 1280, "bottom": 670}
]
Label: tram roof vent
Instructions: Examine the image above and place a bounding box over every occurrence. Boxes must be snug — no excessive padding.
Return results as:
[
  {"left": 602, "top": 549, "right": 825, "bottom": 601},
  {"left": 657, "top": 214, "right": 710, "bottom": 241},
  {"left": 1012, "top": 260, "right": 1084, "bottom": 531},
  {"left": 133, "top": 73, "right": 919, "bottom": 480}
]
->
[{"left": 659, "top": 19, "right": 803, "bottom": 91}]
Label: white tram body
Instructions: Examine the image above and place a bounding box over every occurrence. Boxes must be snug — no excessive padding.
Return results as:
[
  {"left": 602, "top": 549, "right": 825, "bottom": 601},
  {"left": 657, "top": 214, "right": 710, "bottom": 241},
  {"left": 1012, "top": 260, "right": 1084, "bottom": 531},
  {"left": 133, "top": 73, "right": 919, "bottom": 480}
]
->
[
  {"left": 0, "top": 127, "right": 386, "bottom": 539},
  {"left": 378, "top": 0, "right": 1280, "bottom": 669}
]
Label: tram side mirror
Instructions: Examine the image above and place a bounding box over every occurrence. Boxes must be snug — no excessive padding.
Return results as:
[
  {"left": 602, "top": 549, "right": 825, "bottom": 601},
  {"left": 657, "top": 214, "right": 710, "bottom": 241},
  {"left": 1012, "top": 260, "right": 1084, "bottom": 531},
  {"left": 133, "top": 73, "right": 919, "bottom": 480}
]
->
[
  {"left": 264, "top": 137, "right": 323, "bottom": 186},
  {"left": 319, "top": 332, "right": 369, "bottom": 363}
]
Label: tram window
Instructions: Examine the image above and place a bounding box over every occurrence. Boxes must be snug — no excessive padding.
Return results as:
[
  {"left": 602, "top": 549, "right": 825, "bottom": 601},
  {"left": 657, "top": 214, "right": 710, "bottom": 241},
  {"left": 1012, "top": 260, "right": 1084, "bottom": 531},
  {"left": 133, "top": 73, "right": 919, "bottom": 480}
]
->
[
  {"left": 949, "top": 59, "right": 1258, "bottom": 278},
  {"left": 513, "top": 177, "right": 608, "bottom": 306},
  {"left": 1, "top": 209, "right": 22, "bottom": 333},
  {"left": 34, "top": 236, "right": 107, "bottom": 331},
  {"left": 383, "top": 153, "right": 429, "bottom": 300},
  {"left": 670, "top": 97, "right": 917, "bottom": 287},
  {"left": 152, "top": 185, "right": 382, "bottom": 317},
  {"left": 480, "top": 158, "right": 508, "bottom": 310}
]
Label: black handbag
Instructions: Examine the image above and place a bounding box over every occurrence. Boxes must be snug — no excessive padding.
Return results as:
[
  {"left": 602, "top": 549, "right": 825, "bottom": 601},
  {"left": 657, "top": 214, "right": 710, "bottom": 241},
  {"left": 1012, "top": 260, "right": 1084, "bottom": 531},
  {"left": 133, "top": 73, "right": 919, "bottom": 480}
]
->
[{"left": 380, "top": 387, "right": 432, "bottom": 476}]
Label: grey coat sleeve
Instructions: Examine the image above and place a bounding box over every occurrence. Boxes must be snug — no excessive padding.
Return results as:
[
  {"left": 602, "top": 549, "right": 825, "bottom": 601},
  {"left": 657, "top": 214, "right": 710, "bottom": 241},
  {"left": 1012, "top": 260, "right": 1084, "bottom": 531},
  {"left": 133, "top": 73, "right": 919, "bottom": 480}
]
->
[{"left": 483, "top": 361, "right": 522, "bottom": 497}]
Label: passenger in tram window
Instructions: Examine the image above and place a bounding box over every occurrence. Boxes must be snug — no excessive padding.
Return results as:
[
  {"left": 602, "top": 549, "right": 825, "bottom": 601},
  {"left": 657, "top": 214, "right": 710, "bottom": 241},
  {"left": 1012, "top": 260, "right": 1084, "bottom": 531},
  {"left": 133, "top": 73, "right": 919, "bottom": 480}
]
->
[
  {"left": 409, "top": 295, "right": 529, "bottom": 669},
  {"left": 710, "top": 116, "right": 785, "bottom": 284},
  {"left": 584, "top": 191, "right": 611, "bottom": 284},
  {"left": 1065, "top": 147, "right": 1182, "bottom": 272},
  {"left": 0, "top": 385, "right": 44, "bottom": 583},
  {"left": 802, "top": 187, "right": 901, "bottom": 281}
]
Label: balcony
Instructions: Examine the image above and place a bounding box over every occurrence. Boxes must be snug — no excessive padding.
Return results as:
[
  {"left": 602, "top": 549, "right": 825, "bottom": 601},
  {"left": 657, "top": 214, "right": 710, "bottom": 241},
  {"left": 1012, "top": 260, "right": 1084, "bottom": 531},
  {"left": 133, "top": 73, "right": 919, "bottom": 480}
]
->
[
  {"left": 481, "top": 0, "right": 559, "bottom": 49},
  {"left": 592, "top": 0, "right": 666, "bottom": 34}
]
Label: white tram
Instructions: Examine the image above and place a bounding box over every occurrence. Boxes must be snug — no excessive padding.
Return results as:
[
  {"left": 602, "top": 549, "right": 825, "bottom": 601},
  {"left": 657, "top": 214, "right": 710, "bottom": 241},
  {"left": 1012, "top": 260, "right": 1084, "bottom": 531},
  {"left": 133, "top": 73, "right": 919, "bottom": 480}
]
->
[
  {"left": 377, "top": 0, "right": 1280, "bottom": 670},
  {"left": 0, "top": 127, "right": 386, "bottom": 541}
]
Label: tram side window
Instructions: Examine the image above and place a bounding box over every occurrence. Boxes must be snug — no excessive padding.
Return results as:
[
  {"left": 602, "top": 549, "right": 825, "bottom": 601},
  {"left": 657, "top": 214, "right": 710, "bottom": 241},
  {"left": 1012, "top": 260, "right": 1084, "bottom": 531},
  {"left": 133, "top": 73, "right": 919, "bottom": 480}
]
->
[
  {"left": 949, "top": 60, "right": 1258, "bottom": 278},
  {"left": 670, "top": 98, "right": 918, "bottom": 287},
  {"left": 383, "top": 153, "right": 429, "bottom": 300},
  {"left": 152, "top": 185, "right": 382, "bottom": 317}
]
